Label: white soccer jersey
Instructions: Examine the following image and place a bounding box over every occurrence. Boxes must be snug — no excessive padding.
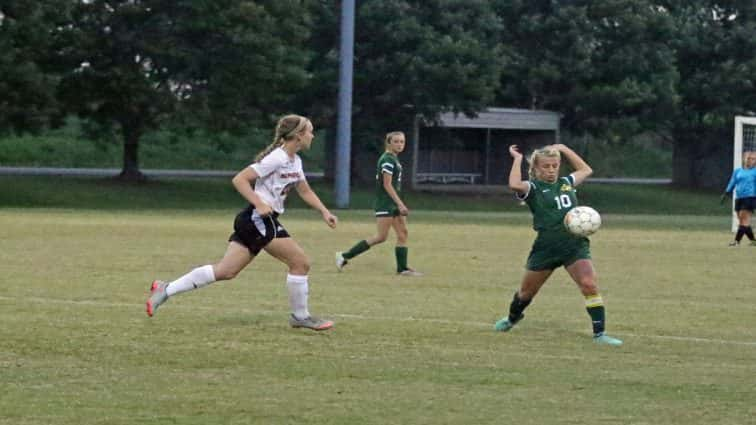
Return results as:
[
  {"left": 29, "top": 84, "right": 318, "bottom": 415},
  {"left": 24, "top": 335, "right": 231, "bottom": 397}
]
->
[{"left": 250, "top": 147, "right": 306, "bottom": 214}]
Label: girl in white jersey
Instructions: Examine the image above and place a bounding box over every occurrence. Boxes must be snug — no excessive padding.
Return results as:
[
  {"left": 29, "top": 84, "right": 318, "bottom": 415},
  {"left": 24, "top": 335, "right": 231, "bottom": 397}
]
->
[{"left": 146, "top": 115, "right": 338, "bottom": 331}]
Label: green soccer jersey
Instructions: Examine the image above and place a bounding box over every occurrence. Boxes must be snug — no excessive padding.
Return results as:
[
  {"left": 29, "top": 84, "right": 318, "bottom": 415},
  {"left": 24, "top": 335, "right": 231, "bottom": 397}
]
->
[
  {"left": 520, "top": 175, "right": 591, "bottom": 270},
  {"left": 520, "top": 175, "right": 578, "bottom": 235},
  {"left": 374, "top": 152, "right": 402, "bottom": 214}
]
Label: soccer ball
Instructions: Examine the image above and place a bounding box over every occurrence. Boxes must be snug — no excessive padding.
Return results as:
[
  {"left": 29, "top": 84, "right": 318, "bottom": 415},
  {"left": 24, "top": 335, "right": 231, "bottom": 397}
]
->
[{"left": 564, "top": 206, "right": 602, "bottom": 237}]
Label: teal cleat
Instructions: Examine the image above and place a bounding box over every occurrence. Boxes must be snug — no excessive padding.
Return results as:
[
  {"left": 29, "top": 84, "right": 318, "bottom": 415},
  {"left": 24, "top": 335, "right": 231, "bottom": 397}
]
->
[
  {"left": 494, "top": 314, "right": 523, "bottom": 332},
  {"left": 593, "top": 333, "right": 623, "bottom": 346}
]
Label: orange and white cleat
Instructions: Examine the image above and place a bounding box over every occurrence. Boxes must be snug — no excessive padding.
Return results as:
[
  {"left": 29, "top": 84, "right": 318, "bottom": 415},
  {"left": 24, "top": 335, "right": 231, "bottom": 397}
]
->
[
  {"left": 398, "top": 268, "right": 423, "bottom": 277},
  {"left": 288, "top": 314, "right": 334, "bottom": 331},
  {"left": 146, "top": 280, "right": 169, "bottom": 317}
]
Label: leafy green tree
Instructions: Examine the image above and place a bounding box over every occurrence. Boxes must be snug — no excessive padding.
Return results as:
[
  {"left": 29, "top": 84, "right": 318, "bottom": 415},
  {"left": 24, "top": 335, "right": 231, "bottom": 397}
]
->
[
  {"left": 493, "top": 0, "right": 679, "bottom": 139},
  {"left": 315, "top": 0, "right": 505, "bottom": 181},
  {"left": 167, "top": 0, "right": 316, "bottom": 134},
  {"left": 660, "top": 0, "right": 756, "bottom": 187},
  {"left": 0, "top": 1, "right": 66, "bottom": 134},
  {"left": 55, "top": 0, "right": 315, "bottom": 180},
  {"left": 352, "top": 1, "right": 505, "bottom": 140},
  {"left": 55, "top": 0, "right": 179, "bottom": 180}
]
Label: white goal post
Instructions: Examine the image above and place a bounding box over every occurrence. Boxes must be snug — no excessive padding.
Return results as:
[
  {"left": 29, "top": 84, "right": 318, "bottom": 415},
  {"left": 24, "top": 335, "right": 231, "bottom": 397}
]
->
[{"left": 732, "top": 116, "right": 756, "bottom": 231}]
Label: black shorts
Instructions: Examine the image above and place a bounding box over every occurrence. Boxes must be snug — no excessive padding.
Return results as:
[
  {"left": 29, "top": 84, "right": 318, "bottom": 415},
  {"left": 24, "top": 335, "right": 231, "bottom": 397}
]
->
[
  {"left": 735, "top": 197, "right": 756, "bottom": 212},
  {"left": 228, "top": 207, "right": 290, "bottom": 255}
]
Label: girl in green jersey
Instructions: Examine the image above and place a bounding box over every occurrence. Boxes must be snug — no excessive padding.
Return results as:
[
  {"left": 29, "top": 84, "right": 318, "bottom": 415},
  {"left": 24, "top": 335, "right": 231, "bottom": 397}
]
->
[
  {"left": 494, "top": 144, "right": 622, "bottom": 346},
  {"left": 336, "top": 131, "right": 422, "bottom": 276}
]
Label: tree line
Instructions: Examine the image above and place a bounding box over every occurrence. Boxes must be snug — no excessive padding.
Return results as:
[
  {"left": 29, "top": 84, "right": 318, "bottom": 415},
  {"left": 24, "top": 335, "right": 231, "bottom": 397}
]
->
[{"left": 1, "top": 0, "right": 754, "bottom": 187}]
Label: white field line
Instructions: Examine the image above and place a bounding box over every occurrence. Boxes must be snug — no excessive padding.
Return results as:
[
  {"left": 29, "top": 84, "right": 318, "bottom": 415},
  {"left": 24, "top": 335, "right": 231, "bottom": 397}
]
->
[{"left": 2, "top": 295, "right": 755, "bottom": 347}]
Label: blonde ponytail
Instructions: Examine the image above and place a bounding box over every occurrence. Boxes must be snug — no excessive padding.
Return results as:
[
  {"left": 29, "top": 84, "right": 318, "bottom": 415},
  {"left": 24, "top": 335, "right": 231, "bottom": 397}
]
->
[
  {"left": 254, "top": 140, "right": 285, "bottom": 163},
  {"left": 255, "top": 114, "right": 310, "bottom": 162}
]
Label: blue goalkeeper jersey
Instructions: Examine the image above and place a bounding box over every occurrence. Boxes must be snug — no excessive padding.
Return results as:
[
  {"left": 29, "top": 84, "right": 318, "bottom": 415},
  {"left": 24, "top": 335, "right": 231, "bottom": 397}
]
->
[{"left": 725, "top": 167, "right": 756, "bottom": 198}]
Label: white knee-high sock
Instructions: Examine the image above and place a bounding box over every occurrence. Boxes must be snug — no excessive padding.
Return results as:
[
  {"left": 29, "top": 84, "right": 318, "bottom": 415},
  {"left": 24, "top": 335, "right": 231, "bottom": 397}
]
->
[
  {"left": 286, "top": 274, "right": 310, "bottom": 320},
  {"left": 166, "top": 265, "right": 216, "bottom": 297}
]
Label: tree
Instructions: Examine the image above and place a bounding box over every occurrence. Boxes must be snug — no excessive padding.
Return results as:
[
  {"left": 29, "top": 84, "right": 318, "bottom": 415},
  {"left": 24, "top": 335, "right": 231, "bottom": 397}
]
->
[
  {"left": 0, "top": 1, "right": 65, "bottom": 134},
  {"left": 493, "top": 0, "right": 679, "bottom": 140},
  {"left": 166, "top": 0, "right": 317, "bottom": 134},
  {"left": 55, "top": 0, "right": 315, "bottom": 180},
  {"left": 661, "top": 0, "right": 756, "bottom": 187},
  {"left": 354, "top": 0, "right": 505, "bottom": 129},
  {"left": 321, "top": 0, "right": 505, "bottom": 181}
]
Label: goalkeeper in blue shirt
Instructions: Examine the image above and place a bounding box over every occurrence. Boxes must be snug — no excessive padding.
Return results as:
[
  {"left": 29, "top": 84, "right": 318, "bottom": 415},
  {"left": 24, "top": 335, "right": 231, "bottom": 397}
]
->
[{"left": 722, "top": 152, "right": 756, "bottom": 246}]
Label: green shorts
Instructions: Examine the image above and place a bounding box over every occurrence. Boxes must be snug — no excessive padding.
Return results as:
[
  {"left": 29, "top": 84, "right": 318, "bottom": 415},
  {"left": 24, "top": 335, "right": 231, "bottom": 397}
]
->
[
  {"left": 526, "top": 234, "right": 591, "bottom": 271},
  {"left": 374, "top": 198, "right": 399, "bottom": 217},
  {"left": 375, "top": 207, "right": 400, "bottom": 217}
]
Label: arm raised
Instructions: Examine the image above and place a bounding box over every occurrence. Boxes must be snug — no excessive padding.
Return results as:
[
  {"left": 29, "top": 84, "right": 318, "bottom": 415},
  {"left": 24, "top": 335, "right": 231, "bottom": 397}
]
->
[
  {"left": 508, "top": 145, "right": 529, "bottom": 194},
  {"left": 551, "top": 144, "right": 592, "bottom": 186}
]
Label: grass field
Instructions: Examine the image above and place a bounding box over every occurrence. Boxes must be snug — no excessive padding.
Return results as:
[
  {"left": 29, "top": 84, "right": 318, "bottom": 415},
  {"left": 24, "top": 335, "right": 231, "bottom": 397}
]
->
[{"left": 1, "top": 206, "right": 754, "bottom": 425}]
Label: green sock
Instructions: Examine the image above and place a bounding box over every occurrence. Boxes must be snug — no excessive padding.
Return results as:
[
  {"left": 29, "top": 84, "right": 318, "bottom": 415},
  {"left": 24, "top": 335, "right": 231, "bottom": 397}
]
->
[
  {"left": 395, "top": 246, "right": 408, "bottom": 272},
  {"left": 343, "top": 240, "right": 370, "bottom": 259}
]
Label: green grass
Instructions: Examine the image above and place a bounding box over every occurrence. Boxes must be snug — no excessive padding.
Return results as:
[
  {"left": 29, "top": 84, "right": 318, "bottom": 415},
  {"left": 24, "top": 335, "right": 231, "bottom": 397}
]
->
[
  {"left": 0, "top": 175, "right": 729, "bottom": 217},
  {"left": 0, "top": 208, "right": 753, "bottom": 425}
]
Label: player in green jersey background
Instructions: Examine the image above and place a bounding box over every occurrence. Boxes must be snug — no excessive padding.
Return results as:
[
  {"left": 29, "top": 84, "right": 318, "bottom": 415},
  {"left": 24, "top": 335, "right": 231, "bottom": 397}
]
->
[
  {"left": 494, "top": 144, "right": 622, "bottom": 346},
  {"left": 336, "top": 131, "right": 423, "bottom": 276}
]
